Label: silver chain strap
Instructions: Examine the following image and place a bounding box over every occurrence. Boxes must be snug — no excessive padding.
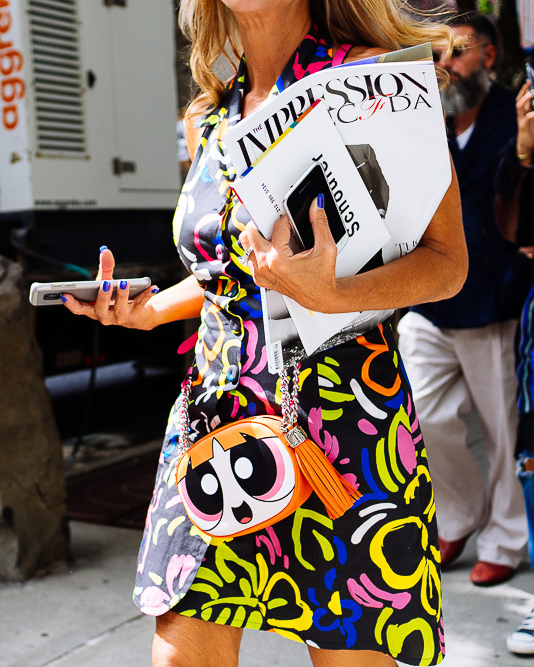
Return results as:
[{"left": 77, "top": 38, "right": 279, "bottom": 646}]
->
[
  {"left": 177, "top": 363, "right": 301, "bottom": 454},
  {"left": 280, "top": 363, "right": 301, "bottom": 432},
  {"left": 177, "top": 375, "right": 193, "bottom": 456}
]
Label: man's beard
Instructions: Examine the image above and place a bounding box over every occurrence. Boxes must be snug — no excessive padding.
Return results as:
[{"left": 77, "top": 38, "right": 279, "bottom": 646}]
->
[{"left": 440, "top": 67, "right": 492, "bottom": 115}]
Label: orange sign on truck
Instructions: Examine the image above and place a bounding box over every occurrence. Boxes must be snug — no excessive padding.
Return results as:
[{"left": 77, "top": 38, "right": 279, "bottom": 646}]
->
[{"left": 0, "top": 0, "right": 25, "bottom": 130}]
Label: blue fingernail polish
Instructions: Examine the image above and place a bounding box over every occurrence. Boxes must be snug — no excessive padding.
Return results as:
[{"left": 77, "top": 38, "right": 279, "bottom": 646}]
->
[
  {"left": 103, "top": 280, "right": 111, "bottom": 293},
  {"left": 120, "top": 280, "right": 127, "bottom": 290},
  {"left": 151, "top": 287, "right": 159, "bottom": 294},
  {"left": 60, "top": 295, "right": 67, "bottom": 303},
  {"left": 100, "top": 245, "right": 108, "bottom": 253},
  {"left": 317, "top": 193, "right": 324, "bottom": 209}
]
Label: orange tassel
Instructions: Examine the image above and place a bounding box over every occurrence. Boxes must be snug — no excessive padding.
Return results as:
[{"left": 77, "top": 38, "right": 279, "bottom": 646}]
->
[{"left": 293, "top": 436, "right": 362, "bottom": 520}]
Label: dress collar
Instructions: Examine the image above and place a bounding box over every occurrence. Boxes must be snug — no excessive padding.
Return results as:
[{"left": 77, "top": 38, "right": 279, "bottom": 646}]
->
[{"left": 199, "top": 23, "right": 333, "bottom": 130}]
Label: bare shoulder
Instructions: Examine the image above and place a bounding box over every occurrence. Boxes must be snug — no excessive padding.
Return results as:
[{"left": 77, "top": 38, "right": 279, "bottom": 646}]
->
[
  {"left": 342, "top": 46, "right": 390, "bottom": 64},
  {"left": 183, "top": 98, "right": 212, "bottom": 160}
]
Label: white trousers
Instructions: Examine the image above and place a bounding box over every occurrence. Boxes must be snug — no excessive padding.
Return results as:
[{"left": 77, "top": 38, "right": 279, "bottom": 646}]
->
[{"left": 397, "top": 311, "right": 527, "bottom": 568}]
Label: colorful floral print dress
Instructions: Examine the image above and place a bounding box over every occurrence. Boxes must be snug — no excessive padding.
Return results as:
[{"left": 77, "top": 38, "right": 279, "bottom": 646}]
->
[{"left": 133, "top": 25, "right": 445, "bottom": 665}]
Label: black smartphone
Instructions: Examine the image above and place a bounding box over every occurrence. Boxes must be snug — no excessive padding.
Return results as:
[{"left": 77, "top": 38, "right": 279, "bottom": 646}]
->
[
  {"left": 283, "top": 163, "right": 348, "bottom": 252},
  {"left": 526, "top": 62, "right": 534, "bottom": 111}
]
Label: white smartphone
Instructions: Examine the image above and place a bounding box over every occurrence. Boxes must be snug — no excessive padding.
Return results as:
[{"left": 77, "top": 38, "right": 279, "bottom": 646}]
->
[
  {"left": 283, "top": 163, "right": 348, "bottom": 253},
  {"left": 29, "top": 277, "right": 152, "bottom": 306}
]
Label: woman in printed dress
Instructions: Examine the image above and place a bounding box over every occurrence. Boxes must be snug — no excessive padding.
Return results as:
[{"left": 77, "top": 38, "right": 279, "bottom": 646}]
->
[{"left": 62, "top": 0, "right": 467, "bottom": 665}]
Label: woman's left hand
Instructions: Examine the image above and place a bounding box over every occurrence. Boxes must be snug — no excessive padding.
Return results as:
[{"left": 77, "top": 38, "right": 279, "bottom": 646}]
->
[{"left": 239, "top": 198, "right": 341, "bottom": 312}]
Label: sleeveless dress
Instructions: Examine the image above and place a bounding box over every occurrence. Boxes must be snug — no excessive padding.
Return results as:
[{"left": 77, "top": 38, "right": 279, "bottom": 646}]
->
[{"left": 133, "top": 25, "right": 445, "bottom": 665}]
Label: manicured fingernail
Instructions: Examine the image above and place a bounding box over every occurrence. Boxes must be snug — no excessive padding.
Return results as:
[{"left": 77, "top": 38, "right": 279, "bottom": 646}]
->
[
  {"left": 120, "top": 280, "right": 127, "bottom": 290},
  {"left": 151, "top": 287, "right": 159, "bottom": 294},
  {"left": 317, "top": 193, "right": 324, "bottom": 209},
  {"left": 100, "top": 245, "right": 108, "bottom": 253},
  {"left": 102, "top": 281, "right": 111, "bottom": 293},
  {"left": 60, "top": 294, "right": 68, "bottom": 303}
]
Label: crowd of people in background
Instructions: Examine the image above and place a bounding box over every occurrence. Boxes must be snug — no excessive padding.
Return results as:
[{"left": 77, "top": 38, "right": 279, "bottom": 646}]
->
[
  {"left": 397, "top": 9, "right": 534, "bottom": 658},
  {"left": 399, "top": 11, "right": 531, "bottom": 591}
]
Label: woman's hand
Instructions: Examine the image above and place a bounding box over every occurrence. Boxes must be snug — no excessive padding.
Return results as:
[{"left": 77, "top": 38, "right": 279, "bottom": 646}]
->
[
  {"left": 61, "top": 247, "right": 160, "bottom": 330},
  {"left": 240, "top": 198, "right": 342, "bottom": 312},
  {"left": 516, "top": 82, "right": 534, "bottom": 166}
]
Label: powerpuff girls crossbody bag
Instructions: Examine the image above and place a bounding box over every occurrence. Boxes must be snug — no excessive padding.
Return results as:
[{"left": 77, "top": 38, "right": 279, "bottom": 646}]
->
[{"left": 175, "top": 365, "right": 361, "bottom": 539}]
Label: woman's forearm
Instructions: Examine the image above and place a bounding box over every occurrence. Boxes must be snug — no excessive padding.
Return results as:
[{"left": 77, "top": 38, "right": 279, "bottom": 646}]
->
[
  {"left": 145, "top": 274, "right": 204, "bottom": 328},
  {"left": 322, "top": 176, "right": 467, "bottom": 313},
  {"left": 333, "top": 236, "right": 467, "bottom": 314}
]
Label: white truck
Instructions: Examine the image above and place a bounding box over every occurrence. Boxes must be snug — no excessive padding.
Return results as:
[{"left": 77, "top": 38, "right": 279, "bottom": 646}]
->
[{"left": 0, "top": 0, "right": 180, "bottom": 211}]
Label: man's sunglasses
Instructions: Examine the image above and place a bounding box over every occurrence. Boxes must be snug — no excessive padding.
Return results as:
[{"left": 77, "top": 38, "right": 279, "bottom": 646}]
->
[
  {"left": 432, "top": 42, "right": 491, "bottom": 63},
  {"left": 433, "top": 47, "right": 464, "bottom": 61}
]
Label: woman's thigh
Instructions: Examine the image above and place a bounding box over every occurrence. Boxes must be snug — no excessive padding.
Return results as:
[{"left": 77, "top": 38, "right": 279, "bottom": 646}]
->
[
  {"left": 308, "top": 646, "right": 397, "bottom": 667},
  {"left": 153, "top": 612, "right": 243, "bottom": 667}
]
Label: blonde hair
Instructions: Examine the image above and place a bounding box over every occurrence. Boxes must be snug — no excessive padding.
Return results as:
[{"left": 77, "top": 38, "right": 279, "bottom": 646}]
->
[{"left": 179, "top": 0, "right": 456, "bottom": 115}]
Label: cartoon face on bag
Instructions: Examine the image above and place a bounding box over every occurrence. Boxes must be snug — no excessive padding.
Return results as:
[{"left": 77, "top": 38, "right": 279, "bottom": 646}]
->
[{"left": 176, "top": 421, "right": 298, "bottom": 536}]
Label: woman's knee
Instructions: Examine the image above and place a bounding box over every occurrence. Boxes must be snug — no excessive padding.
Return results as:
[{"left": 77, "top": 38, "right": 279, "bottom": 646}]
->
[{"left": 152, "top": 612, "right": 243, "bottom": 667}]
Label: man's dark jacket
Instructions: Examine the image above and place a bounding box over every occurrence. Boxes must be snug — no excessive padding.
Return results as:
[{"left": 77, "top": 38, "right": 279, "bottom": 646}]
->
[{"left": 413, "top": 83, "right": 534, "bottom": 328}]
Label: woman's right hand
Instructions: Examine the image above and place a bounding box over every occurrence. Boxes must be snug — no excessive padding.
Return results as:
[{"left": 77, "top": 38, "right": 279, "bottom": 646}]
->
[{"left": 61, "top": 247, "right": 160, "bottom": 330}]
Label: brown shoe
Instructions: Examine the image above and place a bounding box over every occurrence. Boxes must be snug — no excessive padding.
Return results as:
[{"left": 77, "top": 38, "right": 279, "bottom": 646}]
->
[
  {"left": 470, "top": 561, "right": 515, "bottom": 587},
  {"left": 438, "top": 534, "right": 470, "bottom": 569}
]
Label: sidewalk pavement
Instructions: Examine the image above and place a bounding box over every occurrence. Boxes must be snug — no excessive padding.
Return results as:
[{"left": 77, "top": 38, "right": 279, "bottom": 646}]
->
[{"left": 1, "top": 520, "right": 533, "bottom": 667}]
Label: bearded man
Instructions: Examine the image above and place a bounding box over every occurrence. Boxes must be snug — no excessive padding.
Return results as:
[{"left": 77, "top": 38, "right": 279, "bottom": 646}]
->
[{"left": 398, "top": 12, "right": 533, "bottom": 586}]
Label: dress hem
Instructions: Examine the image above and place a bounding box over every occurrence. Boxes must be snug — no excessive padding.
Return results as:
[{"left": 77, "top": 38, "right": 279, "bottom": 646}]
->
[{"left": 171, "top": 609, "right": 445, "bottom": 665}]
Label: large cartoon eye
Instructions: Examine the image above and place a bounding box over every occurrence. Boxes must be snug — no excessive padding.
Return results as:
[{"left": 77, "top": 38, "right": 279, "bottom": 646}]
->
[
  {"left": 230, "top": 434, "right": 287, "bottom": 500},
  {"left": 180, "top": 459, "right": 223, "bottom": 521},
  {"left": 201, "top": 473, "right": 219, "bottom": 495},
  {"left": 234, "top": 457, "right": 253, "bottom": 480}
]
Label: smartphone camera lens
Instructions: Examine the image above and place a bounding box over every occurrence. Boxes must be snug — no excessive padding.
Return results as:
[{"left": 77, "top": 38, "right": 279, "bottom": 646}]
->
[{"left": 43, "top": 293, "right": 61, "bottom": 301}]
